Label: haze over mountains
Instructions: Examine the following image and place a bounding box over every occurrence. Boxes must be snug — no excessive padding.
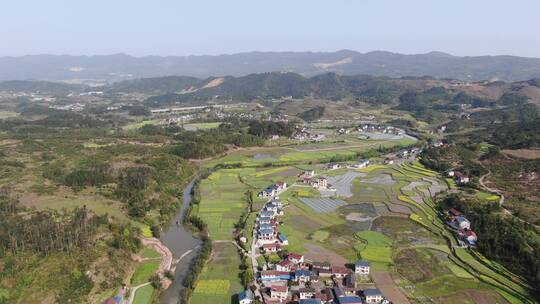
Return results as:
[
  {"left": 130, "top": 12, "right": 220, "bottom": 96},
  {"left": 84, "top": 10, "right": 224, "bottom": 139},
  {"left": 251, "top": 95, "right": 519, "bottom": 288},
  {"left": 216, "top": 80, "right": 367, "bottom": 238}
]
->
[{"left": 3, "top": 50, "right": 540, "bottom": 83}]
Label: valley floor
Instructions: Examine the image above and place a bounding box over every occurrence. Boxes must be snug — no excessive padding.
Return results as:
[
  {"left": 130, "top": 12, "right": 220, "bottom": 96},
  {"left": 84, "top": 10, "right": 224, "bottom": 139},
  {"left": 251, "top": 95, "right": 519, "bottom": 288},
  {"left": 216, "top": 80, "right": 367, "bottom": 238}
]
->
[{"left": 191, "top": 143, "right": 534, "bottom": 303}]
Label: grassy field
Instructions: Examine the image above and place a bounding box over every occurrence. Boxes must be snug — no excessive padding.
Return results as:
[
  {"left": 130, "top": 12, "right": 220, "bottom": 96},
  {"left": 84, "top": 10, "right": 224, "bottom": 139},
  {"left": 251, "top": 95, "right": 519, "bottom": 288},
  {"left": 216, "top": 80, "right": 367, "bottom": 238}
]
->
[
  {"left": 19, "top": 189, "right": 130, "bottom": 222},
  {"left": 139, "top": 248, "right": 160, "bottom": 259},
  {"left": 132, "top": 284, "right": 154, "bottom": 304},
  {"left": 190, "top": 242, "right": 243, "bottom": 304},
  {"left": 183, "top": 122, "right": 222, "bottom": 130},
  {"left": 122, "top": 119, "right": 160, "bottom": 131},
  {"left": 130, "top": 260, "right": 160, "bottom": 285}
]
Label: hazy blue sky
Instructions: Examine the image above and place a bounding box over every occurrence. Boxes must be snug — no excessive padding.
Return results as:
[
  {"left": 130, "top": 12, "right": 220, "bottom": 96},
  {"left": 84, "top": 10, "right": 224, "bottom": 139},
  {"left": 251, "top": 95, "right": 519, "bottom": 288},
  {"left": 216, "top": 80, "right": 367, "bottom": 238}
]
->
[{"left": 1, "top": 0, "right": 539, "bottom": 57}]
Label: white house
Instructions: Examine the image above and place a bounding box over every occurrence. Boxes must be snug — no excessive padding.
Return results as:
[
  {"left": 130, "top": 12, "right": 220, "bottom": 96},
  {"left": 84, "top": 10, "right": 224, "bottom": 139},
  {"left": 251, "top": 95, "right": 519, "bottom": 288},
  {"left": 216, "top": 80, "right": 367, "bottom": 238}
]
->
[
  {"left": 384, "top": 158, "right": 394, "bottom": 165},
  {"left": 312, "top": 177, "right": 328, "bottom": 189},
  {"left": 262, "top": 243, "right": 280, "bottom": 253},
  {"left": 299, "top": 287, "right": 316, "bottom": 299},
  {"left": 364, "top": 288, "right": 383, "bottom": 303},
  {"left": 293, "top": 269, "right": 312, "bottom": 283},
  {"left": 238, "top": 290, "right": 254, "bottom": 304},
  {"left": 278, "top": 233, "right": 289, "bottom": 245},
  {"left": 456, "top": 216, "right": 471, "bottom": 230},
  {"left": 275, "top": 259, "right": 294, "bottom": 272},
  {"left": 455, "top": 172, "right": 470, "bottom": 184},
  {"left": 288, "top": 253, "right": 304, "bottom": 264},
  {"left": 352, "top": 159, "right": 370, "bottom": 169},
  {"left": 327, "top": 163, "right": 341, "bottom": 170},
  {"left": 258, "top": 227, "right": 276, "bottom": 241},
  {"left": 270, "top": 286, "right": 288, "bottom": 300},
  {"left": 354, "top": 260, "right": 370, "bottom": 275}
]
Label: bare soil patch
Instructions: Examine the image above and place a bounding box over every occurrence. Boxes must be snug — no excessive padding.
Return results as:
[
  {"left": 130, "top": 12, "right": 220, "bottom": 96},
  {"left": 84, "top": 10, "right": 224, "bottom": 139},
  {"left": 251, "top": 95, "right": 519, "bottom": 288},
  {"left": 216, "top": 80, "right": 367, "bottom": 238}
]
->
[
  {"left": 303, "top": 243, "right": 348, "bottom": 266},
  {"left": 361, "top": 174, "right": 395, "bottom": 185},
  {"left": 466, "top": 289, "right": 510, "bottom": 304},
  {"left": 502, "top": 148, "right": 540, "bottom": 160},
  {"left": 201, "top": 77, "right": 224, "bottom": 89},
  {"left": 386, "top": 202, "right": 414, "bottom": 214},
  {"left": 372, "top": 271, "right": 412, "bottom": 304},
  {"left": 289, "top": 214, "right": 325, "bottom": 233},
  {"left": 313, "top": 57, "right": 353, "bottom": 69},
  {"left": 518, "top": 85, "right": 540, "bottom": 106}
]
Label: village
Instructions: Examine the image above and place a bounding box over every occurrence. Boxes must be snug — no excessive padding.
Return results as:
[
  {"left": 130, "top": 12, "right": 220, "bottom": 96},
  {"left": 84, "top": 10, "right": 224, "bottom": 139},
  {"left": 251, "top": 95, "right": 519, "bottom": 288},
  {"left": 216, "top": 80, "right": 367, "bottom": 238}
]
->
[{"left": 241, "top": 177, "right": 392, "bottom": 304}]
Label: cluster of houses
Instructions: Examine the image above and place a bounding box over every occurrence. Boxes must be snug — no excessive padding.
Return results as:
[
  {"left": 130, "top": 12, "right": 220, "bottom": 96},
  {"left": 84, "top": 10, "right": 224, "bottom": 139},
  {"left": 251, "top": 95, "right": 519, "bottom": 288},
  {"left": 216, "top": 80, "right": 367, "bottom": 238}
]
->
[
  {"left": 299, "top": 170, "right": 330, "bottom": 191},
  {"left": 291, "top": 127, "right": 326, "bottom": 142},
  {"left": 446, "top": 208, "right": 478, "bottom": 247},
  {"left": 243, "top": 187, "right": 390, "bottom": 303},
  {"left": 447, "top": 170, "right": 470, "bottom": 185},
  {"left": 243, "top": 252, "right": 389, "bottom": 304},
  {"left": 256, "top": 196, "right": 289, "bottom": 252},
  {"left": 358, "top": 124, "right": 404, "bottom": 136},
  {"left": 258, "top": 182, "right": 288, "bottom": 198}
]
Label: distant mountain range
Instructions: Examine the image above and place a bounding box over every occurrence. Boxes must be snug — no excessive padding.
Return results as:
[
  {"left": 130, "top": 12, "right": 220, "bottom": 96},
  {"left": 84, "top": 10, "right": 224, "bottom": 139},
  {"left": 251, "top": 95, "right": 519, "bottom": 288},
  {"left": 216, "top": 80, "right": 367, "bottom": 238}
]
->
[{"left": 2, "top": 50, "right": 540, "bottom": 82}]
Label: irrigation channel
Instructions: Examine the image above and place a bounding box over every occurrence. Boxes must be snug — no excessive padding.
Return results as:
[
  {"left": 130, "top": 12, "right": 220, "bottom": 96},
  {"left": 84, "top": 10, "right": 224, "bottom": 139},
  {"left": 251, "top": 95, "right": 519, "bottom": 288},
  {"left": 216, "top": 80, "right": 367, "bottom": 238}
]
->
[{"left": 159, "top": 179, "right": 202, "bottom": 304}]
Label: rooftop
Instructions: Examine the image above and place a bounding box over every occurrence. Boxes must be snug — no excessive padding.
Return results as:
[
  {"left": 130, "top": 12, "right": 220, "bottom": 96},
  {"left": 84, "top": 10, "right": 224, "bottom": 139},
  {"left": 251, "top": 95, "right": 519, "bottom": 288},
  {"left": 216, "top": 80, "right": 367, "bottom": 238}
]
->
[
  {"left": 364, "top": 288, "right": 382, "bottom": 296},
  {"left": 271, "top": 285, "right": 288, "bottom": 292},
  {"left": 355, "top": 260, "right": 370, "bottom": 267}
]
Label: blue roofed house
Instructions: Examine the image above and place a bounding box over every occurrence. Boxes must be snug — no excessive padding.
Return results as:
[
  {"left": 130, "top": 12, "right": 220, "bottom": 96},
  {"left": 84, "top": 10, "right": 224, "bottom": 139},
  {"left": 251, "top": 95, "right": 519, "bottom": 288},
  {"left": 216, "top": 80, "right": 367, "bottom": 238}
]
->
[
  {"left": 257, "top": 216, "right": 273, "bottom": 225},
  {"left": 238, "top": 289, "right": 254, "bottom": 304},
  {"left": 363, "top": 288, "right": 383, "bottom": 303},
  {"left": 258, "top": 186, "right": 276, "bottom": 198},
  {"left": 278, "top": 233, "right": 289, "bottom": 245},
  {"left": 258, "top": 211, "right": 275, "bottom": 219},
  {"left": 337, "top": 296, "right": 364, "bottom": 304},
  {"left": 258, "top": 227, "right": 276, "bottom": 241},
  {"left": 258, "top": 223, "right": 274, "bottom": 231},
  {"left": 299, "top": 299, "right": 322, "bottom": 304},
  {"left": 354, "top": 260, "right": 370, "bottom": 275},
  {"left": 294, "top": 269, "right": 312, "bottom": 283}
]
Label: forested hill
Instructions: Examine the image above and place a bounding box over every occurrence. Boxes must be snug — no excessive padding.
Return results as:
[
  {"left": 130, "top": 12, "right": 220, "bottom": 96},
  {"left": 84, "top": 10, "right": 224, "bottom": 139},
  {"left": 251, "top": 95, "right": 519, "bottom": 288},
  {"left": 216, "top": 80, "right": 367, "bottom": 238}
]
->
[
  {"left": 2, "top": 50, "right": 540, "bottom": 82},
  {"left": 0, "top": 80, "right": 85, "bottom": 94},
  {"left": 127, "top": 72, "right": 540, "bottom": 109}
]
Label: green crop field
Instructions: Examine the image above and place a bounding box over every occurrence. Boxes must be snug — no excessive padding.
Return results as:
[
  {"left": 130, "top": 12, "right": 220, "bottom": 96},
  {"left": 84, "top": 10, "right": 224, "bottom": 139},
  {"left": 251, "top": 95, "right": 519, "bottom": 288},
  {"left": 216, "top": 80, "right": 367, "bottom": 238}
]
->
[
  {"left": 197, "top": 169, "right": 250, "bottom": 240},
  {"left": 193, "top": 280, "right": 230, "bottom": 295},
  {"left": 191, "top": 242, "right": 243, "bottom": 304},
  {"left": 355, "top": 231, "right": 393, "bottom": 265}
]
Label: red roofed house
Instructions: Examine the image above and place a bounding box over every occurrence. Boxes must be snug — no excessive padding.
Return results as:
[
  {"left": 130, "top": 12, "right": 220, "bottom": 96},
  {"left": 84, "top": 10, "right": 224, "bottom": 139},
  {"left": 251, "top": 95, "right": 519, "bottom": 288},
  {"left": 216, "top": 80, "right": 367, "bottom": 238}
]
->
[
  {"left": 270, "top": 285, "right": 289, "bottom": 301},
  {"left": 262, "top": 243, "right": 281, "bottom": 253},
  {"left": 448, "top": 208, "right": 463, "bottom": 217},
  {"left": 332, "top": 266, "right": 350, "bottom": 278},
  {"left": 288, "top": 253, "right": 304, "bottom": 264},
  {"left": 276, "top": 259, "right": 295, "bottom": 272}
]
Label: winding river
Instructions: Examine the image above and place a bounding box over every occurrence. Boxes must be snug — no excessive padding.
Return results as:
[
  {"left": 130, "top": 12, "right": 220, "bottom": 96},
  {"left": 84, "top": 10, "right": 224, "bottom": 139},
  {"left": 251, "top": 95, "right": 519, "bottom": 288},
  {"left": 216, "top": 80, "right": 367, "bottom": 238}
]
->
[{"left": 159, "top": 179, "right": 201, "bottom": 304}]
